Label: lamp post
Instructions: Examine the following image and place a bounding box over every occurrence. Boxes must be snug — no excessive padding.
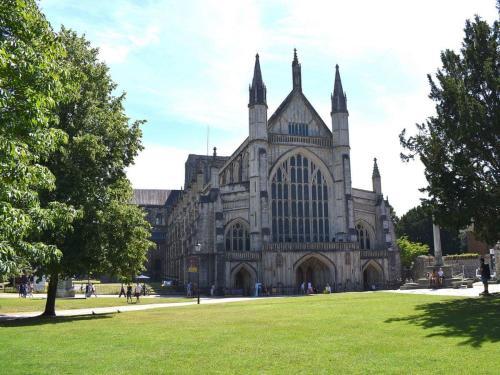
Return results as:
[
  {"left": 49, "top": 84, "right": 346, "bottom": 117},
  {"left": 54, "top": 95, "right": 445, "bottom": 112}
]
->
[{"left": 195, "top": 243, "right": 201, "bottom": 304}]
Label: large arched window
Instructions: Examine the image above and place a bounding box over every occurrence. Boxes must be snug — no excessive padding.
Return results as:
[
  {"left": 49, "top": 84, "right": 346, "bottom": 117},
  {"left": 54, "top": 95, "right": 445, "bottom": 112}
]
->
[
  {"left": 225, "top": 221, "right": 250, "bottom": 251},
  {"left": 271, "top": 153, "right": 330, "bottom": 243},
  {"left": 356, "top": 223, "right": 372, "bottom": 250}
]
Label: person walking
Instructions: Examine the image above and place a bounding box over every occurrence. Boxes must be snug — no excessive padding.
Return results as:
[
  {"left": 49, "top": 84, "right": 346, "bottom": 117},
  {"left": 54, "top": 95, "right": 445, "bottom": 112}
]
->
[
  {"left": 119, "top": 284, "right": 126, "bottom": 298},
  {"left": 300, "top": 282, "right": 306, "bottom": 295},
  {"left": 479, "top": 258, "right": 491, "bottom": 295},
  {"left": 134, "top": 283, "right": 142, "bottom": 303},
  {"left": 126, "top": 284, "right": 132, "bottom": 303}
]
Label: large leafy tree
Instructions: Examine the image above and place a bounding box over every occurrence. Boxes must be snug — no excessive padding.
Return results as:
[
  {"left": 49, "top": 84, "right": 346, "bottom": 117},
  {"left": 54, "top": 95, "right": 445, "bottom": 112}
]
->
[
  {"left": 400, "top": 14, "right": 499, "bottom": 243},
  {"left": 0, "top": 1, "right": 76, "bottom": 276},
  {"left": 396, "top": 205, "right": 461, "bottom": 255},
  {"left": 40, "top": 29, "right": 153, "bottom": 316}
]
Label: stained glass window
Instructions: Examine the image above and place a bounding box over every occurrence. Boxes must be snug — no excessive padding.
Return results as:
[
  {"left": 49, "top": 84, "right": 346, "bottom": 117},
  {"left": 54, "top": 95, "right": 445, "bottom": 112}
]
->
[{"left": 271, "top": 154, "right": 330, "bottom": 243}]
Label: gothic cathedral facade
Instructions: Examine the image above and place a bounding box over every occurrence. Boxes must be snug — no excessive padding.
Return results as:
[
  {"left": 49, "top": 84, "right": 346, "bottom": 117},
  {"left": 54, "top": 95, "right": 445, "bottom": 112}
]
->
[{"left": 165, "top": 51, "right": 401, "bottom": 294}]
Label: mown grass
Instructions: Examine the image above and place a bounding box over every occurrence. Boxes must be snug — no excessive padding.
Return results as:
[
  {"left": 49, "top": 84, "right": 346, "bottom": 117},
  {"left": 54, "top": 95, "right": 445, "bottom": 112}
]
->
[
  {"left": 0, "top": 293, "right": 498, "bottom": 374},
  {"left": 0, "top": 296, "right": 189, "bottom": 313}
]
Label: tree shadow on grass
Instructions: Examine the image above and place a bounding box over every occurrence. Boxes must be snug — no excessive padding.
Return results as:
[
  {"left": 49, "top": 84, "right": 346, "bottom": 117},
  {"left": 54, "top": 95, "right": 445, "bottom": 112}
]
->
[
  {"left": 385, "top": 295, "right": 500, "bottom": 347},
  {"left": 0, "top": 313, "right": 114, "bottom": 328}
]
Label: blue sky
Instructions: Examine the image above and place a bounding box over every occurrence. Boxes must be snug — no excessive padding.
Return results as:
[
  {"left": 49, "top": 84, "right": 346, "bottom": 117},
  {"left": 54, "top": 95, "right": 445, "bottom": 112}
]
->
[{"left": 41, "top": 0, "right": 498, "bottom": 216}]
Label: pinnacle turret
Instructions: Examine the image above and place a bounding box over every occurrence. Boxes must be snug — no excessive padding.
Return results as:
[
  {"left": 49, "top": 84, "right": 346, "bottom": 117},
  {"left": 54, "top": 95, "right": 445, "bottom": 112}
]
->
[
  {"left": 372, "top": 157, "right": 380, "bottom": 178},
  {"left": 331, "top": 64, "right": 347, "bottom": 113},
  {"left": 249, "top": 53, "right": 267, "bottom": 106},
  {"left": 292, "top": 48, "right": 302, "bottom": 91}
]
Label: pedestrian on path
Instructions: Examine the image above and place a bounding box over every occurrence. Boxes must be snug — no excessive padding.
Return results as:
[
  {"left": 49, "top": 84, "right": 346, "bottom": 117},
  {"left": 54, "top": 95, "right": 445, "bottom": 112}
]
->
[
  {"left": 479, "top": 258, "right": 491, "bottom": 295},
  {"left": 119, "top": 284, "right": 126, "bottom": 298},
  {"left": 134, "top": 283, "right": 142, "bottom": 303},
  {"left": 90, "top": 283, "right": 97, "bottom": 297},
  {"left": 126, "top": 284, "right": 132, "bottom": 303}
]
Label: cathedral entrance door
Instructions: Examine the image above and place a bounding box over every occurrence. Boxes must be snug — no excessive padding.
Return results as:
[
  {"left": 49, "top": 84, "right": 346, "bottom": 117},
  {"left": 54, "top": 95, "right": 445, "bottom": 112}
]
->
[
  {"left": 363, "top": 263, "right": 383, "bottom": 290},
  {"left": 295, "top": 256, "right": 333, "bottom": 293},
  {"left": 235, "top": 267, "right": 252, "bottom": 296}
]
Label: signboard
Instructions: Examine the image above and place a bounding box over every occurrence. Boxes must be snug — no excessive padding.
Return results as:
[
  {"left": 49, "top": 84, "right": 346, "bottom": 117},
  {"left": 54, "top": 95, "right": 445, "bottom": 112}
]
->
[{"left": 188, "top": 256, "right": 199, "bottom": 273}]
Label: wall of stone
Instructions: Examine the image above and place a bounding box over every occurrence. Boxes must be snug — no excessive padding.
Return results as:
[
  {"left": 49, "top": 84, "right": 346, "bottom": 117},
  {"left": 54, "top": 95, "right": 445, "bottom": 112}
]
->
[{"left": 412, "top": 255, "right": 488, "bottom": 280}]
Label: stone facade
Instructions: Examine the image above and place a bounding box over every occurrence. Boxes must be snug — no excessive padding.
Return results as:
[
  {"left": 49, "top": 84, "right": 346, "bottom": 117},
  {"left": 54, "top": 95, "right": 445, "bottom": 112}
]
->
[
  {"left": 132, "top": 189, "right": 171, "bottom": 281},
  {"left": 165, "top": 51, "right": 401, "bottom": 295}
]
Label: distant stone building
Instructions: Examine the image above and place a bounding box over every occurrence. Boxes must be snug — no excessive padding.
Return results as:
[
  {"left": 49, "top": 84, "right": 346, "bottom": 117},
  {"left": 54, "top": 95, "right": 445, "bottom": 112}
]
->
[
  {"left": 132, "top": 189, "right": 171, "bottom": 281},
  {"left": 165, "top": 51, "right": 401, "bottom": 294}
]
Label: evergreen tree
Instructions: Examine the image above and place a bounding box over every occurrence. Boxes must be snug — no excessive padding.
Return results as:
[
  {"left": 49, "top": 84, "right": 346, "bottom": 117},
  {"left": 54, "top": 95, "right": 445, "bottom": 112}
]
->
[{"left": 400, "top": 14, "right": 499, "bottom": 243}]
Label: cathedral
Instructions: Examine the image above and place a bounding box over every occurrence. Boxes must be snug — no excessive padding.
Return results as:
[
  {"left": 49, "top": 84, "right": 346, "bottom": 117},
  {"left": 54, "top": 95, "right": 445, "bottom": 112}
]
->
[{"left": 165, "top": 50, "right": 401, "bottom": 295}]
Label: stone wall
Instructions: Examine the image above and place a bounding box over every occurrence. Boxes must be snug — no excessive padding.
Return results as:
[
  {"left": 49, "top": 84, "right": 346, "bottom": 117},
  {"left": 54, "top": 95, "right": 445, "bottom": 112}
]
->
[{"left": 412, "top": 254, "right": 488, "bottom": 280}]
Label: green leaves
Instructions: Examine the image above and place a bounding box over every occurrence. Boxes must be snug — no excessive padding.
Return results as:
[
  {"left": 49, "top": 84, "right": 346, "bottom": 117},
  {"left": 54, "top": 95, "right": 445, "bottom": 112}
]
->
[
  {"left": 41, "top": 28, "right": 152, "bottom": 281},
  {"left": 400, "top": 15, "right": 499, "bottom": 243},
  {"left": 397, "top": 236, "right": 429, "bottom": 268},
  {"left": 0, "top": 0, "right": 76, "bottom": 276}
]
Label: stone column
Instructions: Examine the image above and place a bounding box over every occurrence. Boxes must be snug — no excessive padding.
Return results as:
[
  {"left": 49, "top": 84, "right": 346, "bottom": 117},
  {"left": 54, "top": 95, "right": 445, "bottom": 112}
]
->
[{"left": 432, "top": 220, "right": 443, "bottom": 266}]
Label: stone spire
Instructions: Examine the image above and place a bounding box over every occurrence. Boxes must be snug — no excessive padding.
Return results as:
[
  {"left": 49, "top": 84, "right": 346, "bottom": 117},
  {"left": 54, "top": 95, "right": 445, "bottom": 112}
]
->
[
  {"left": 372, "top": 158, "right": 382, "bottom": 195},
  {"left": 292, "top": 48, "right": 302, "bottom": 91},
  {"left": 248, "top": 53, "right": 266, "bottom": 106},
  {"left": 372, "top": 157, "right": 380, "bottom": 178},
  {"left": 331, "top": 64, "right": 347, "bottom": 113}
]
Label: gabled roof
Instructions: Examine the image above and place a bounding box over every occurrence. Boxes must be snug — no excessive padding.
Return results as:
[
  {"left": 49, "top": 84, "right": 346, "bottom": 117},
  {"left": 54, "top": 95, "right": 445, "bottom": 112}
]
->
[
  {"left": 132, "top": 189, "right": 171, "bottom": 206},
  {"left": 267, "top": 90, "right": 332, "bottom": 136}
]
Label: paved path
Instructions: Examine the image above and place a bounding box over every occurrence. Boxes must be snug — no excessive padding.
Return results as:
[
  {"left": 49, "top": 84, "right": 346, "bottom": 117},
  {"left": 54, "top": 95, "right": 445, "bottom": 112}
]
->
[
  {"left": 383, "top": 281, "right": 500, "bottom": 297},
  {"left": 0, "top": 296, "right": 276, "bottom": 321},
  {"left": 0, "top": 292, "right": 174, "bottom": 299},
  {"left": 2, "top": 282, "right": 498, "bottom": 321}
]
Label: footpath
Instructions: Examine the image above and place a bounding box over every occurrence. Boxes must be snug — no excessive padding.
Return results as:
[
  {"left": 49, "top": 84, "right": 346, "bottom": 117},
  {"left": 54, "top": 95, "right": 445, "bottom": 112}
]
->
[
  {"left": 384, "top": 281, "right": 500, "bottom": 297},
  {"left": 0, "top": 296, "right": 273, "bottom": 321},
  {"left": 1, "top": 282, "right": 498, "bottom": 321}
]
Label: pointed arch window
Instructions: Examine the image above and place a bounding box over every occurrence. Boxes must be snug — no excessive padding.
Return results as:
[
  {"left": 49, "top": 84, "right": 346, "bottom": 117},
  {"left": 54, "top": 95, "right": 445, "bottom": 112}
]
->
[
  {"left": 356, "top": 223, "right": 372, "bottom": 250},
  {"left": 225, "top": 221, "right": 250, "bottom": 251},
  {"left": 271, "top": 153, "right": 330, "bottom": 243}
]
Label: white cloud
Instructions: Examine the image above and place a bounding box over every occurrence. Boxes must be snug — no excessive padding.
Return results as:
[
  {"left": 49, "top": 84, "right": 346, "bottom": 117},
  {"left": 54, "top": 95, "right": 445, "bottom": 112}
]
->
[{"left": 126, "top": 144, "right": 189, "bottom": 190}]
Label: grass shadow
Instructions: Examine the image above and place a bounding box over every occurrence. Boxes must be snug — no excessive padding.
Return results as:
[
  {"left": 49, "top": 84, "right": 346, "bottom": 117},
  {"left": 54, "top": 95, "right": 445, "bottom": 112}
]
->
[
  {"left": 0, "top": 313, "right": 114, "bottom": 328},
  {"left": 386, "top": 294, "right": 500, "bottom": 347}
]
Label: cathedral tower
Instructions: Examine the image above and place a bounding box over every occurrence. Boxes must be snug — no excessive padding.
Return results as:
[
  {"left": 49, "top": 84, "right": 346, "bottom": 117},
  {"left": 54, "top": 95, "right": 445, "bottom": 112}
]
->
[
  {"left": 331, "top": 65, "right": 355, "bottom": 241},
  {"left": 248, "top": 54, "right": 269, "bottom": 251}
]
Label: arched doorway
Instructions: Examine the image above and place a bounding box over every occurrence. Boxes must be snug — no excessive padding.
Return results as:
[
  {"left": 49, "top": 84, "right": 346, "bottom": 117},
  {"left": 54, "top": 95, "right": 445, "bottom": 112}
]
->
[
  {"left": 234, "top": 267, "right": 253, "bottom": 296},
  {"left": 295, "top": 256, "right": 334, "bottom": 292},
  {"left": 363, "top": 262, "right": 383, "bottom": 290}
]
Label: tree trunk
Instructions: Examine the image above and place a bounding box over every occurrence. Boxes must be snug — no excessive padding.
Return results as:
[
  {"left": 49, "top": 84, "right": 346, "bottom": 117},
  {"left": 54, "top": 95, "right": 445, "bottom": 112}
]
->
[{"left": 43, "top": 272, "right": 58, "bottom": 317}]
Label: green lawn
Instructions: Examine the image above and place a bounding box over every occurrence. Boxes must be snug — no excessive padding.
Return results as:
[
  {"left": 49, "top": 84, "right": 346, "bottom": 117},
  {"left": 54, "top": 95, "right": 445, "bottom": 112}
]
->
[
  {"left": 0, "top": 296, "right": 188, "bottom": 313},
  {"left": 0, "top": 293, "right": 498, "bottom": 374}
]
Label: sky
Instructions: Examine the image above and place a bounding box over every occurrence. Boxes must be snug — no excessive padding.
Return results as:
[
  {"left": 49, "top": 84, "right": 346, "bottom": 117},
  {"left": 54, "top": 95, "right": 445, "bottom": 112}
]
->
[{"left": 41, "top": 0, "right": 498, "bottom": 217}]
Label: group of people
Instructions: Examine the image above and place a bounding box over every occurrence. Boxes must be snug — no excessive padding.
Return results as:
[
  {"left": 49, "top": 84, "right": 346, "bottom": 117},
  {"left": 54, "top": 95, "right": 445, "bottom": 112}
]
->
[
  {"left": 81, "top": 283, "right": 98, "bottom": 297},
  {"left": 299, "top": 281, "right": 332, "bottom": 294},
  {"left": 427, "top": 268, "right": 445, "bottom": 288},
  {"left": 118, "top": 284, "right": 144, "bottom": 303},
  {"left": 18, "top": 282, "right": 34, "bottom": 298}
]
